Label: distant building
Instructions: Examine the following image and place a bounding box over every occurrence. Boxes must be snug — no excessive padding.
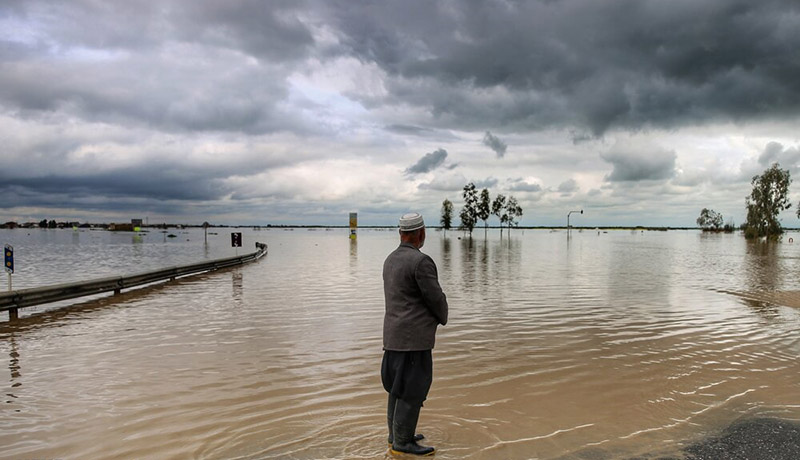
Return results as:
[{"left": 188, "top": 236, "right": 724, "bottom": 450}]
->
[{"left": 109, "top": 223, "right": 134, "bottom": 231}]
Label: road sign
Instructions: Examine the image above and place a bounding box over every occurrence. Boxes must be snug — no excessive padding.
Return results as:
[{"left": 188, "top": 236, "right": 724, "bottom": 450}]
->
[
  {"left": 4, "top": 244, "right": 12, "bottom": 274},
  {"left": 231, "top": 232, "right": 242, "bottom": 248},
  {"left": 349, "top": 212, "right": 357, "bottom": 240}
]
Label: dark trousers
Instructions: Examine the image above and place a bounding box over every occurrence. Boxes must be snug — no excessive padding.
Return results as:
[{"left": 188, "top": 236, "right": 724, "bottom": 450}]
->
[{"left": 381, "top": 350, "right": 433, "bottom": 406}]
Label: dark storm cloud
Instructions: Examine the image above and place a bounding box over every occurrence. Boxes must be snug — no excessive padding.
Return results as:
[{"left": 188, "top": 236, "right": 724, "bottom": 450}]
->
[
  {"left": 0, "top": 52, "right": 302, "bottom": 135},
  {"left": 0, "top": 169, "right": 228, "bottom": 204},
  {"left": 174, "top": 1, "right": 315, "bottom": 61},
  {"left": 384, "top": 124, "right": 461, "bottom": 141},
  {"left": 0, "top": 1, "right": 315, "bottom": 135},
  {"left": 3, "top": 0, "right": 800, "bottom": 226},
  {"left": 482, "top": 131, "right": 507, "bottom": 158},
  {"left": 11, "top": 1, "right": 313, "bottom": 59},
  {"left": 386, "top": 124, "right": 433, "bottom": 135},
  {"left": 405, "top": 148, "right": 448, "bottom": 175},
  {"left": 8, "top": 0, "right": 798, "bottom": 138},
  {"left": 326, "top": 0, "right": 800, "bottom": 135},
  {"left": 0, "top": 184, "right": 191, "bottom": 215},
  {"left": 601, "top": 146, "right": 677, "bottom": 182}
]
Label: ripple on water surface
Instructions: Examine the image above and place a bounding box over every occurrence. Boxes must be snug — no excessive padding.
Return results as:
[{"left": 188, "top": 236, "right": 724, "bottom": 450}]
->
[{"left": 2, "top": 229, "right": 800, "bottom": 459}]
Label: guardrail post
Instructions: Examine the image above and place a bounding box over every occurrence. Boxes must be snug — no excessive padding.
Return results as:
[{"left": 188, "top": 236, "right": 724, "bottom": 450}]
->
[{"left": 8, "top": 308, "right": 18, "bottom": 321}]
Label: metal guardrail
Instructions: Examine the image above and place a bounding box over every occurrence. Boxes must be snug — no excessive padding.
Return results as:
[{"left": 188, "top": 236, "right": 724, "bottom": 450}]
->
[{"left": 1, "top": 242, "right": 267, "bottom": 320}]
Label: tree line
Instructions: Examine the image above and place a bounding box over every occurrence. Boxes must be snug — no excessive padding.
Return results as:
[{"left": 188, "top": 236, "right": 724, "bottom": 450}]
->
[
  {"left": 439, "top": 183, "right": 523, "bottom": 237},
  {"left": 698, "top": 162, "right": 796, "bottom": 240}
]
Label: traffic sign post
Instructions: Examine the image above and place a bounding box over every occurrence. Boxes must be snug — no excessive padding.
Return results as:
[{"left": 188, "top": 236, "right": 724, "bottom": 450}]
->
[
  {"left": 4, "top": 244, "right": 13, "bottom": 293},
  {"left": 231, "top": 232, "right": 242, "bottom": 256}
]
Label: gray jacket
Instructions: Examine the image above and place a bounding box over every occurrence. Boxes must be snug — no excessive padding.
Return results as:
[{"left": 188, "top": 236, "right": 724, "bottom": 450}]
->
[{"left": 383, "top": 242, "right": 448, "bottom": 351}]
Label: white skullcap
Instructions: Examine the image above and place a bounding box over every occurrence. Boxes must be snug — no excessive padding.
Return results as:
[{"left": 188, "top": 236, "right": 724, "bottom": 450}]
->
[{"left": 399, "top": 212, "right": 425, "bottom": 231}]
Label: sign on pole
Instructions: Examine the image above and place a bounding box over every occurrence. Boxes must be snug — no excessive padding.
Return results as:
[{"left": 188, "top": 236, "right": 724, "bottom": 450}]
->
[
  {"left": 231, "top": 232, "right": 242, "bottom": 248},
  {"left": 4, "top": 244, "right": 12, "bottom": 274},
  {"left": 349, "top": 212, "right": 357, "bottom": 240}
]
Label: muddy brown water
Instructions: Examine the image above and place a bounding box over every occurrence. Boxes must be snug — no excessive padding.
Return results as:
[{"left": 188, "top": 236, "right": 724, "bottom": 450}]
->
[{"left": 2, "top": 228, "right": 800, "bottom": 459}]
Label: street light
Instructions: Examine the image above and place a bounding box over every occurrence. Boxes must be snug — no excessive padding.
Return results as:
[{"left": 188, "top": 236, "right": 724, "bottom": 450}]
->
[{"left": 567, "top": 209, "right": 583, "bottom": 233}]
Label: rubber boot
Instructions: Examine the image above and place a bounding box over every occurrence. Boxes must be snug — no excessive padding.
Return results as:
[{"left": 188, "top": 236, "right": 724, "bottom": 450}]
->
[
  {"left": 387, "top": 395, "right": 425, "bottom": 446},
  {"left": 391, "top": 398, "right": 435, "bottom": 456}
]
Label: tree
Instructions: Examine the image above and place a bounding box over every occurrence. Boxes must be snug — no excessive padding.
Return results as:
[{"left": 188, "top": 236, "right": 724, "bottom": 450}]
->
[
  {"left": 478, "top": 188, "right": 491, "bottom": 237},
  {"left": 696, "top": 208, "right": 723, "bottom": 231},
  {"left": 492, "top": 194, "right": 508, "bottom": 236},
  {"left": 48, "top": 219, "right": 57, "bottom": 229},
  {"left": 39, "top": 219, "right": 48, "bottom": 228},
  {"left": 440, "top": 199, "right": 454, "bottom": 235},
  {"left": 459, "top": 183, "right": 479, "bottom": 237},
  {"left": 744, "top": 163, "right": 791, "bottom": 240},
  {"left": 506, "top": 196, "right": 523, "bottom": 231}
]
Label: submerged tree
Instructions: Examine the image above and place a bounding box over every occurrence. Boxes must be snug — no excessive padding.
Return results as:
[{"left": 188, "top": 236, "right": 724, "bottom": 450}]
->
[
  {"left": 440, "top": 199, "right": 453, "bottom": 236},
  {"left": 744, "top": 163, "right": 791, "bottom": 240},
  {"left": 697, "top": 208, "right": 724, "bottom": 231},
  {"left": 478, "top": 188, "right": 491, "bottom": 237},
  {"left": 506, "top": 196, "right": 523, "bottom": 232},
  {"left": 491, "top": 194, "right": 508, "bottom": 236},
  {"left": 459, "top": 183, "right": 479, "bottom": 237}
]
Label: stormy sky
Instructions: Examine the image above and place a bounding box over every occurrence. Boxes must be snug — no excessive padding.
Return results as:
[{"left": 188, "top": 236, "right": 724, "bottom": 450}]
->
[{"left": 2, "top": 0, "right": 800, "bottom": 227}]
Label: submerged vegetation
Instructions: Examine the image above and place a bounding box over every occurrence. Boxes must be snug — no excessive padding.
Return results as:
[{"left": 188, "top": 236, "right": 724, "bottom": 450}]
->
[
  {"left": 742, "top": 163, "right": 792, "bottom": 240},
  {"left": 447, "top": 183, "right": 524, "bottom": 238}
]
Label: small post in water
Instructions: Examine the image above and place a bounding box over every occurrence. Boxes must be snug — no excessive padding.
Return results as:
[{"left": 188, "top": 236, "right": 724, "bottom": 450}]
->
[
  {"left": 5, "top": 244, "right": 16, "bottom": 320},
  {"left": 231, "top": 232, "right": 242, "bottom": 256},
  {"left": 4, "top": 244, "right": 13, "bottom": 292},
  {"left": 349, "top": 212, "right": 358, "bottom": 240}
]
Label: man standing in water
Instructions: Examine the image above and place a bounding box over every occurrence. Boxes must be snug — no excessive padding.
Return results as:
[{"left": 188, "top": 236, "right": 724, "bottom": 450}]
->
[{"left": 382, "top": 212, "right": 448, "bottom": 456}]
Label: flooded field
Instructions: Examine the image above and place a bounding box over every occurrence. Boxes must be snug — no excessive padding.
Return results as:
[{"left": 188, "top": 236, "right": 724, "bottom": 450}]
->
[{"left": 2, "top": 227, "right": 800, "bottom": 459}]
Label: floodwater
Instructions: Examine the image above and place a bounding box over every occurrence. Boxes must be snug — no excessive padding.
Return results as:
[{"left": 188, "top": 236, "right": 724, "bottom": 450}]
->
[{"left": 2, "top": 227, "right": 800, "bottom": 459}]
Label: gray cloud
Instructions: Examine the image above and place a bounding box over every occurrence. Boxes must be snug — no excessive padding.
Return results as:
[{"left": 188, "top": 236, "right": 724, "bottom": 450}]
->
[
  {"left": 602, "top": 144, "right": 677, "bottom": 182},
  {"left": 405, "top": 148, "right": 448, "bottom": 175},
  {"left": 558, "top": 179, "right": 579, "bottom": 194},
  {"left": 7, "top": 1, "right": 800, "bottom": 139},
  {"left": 509, "top": 179, "right": 543, "bottom": 193},
  {"left": 0, "top": 168, "right": 228, "bottom": 205},
  {"left": 482, "top": 131, "right": 507, "bottom": 158},
  {"left": 0, "top": 1, "right": 317, "bottom": 136},
  {"left": 473, "top": 177, "right": 499, "bottom": 189},
  {"left": 2, "top": 0, "right": 800, "bottom": 226},
  {"left": 6, "top": 0, "right": 800, "bottom": 140},
  {"left": 327, "top": 0, "right": 800, "bottom": 135},
  {"left": 386, "top": 124, "right": 434, "bottom": 135},
  {"left": 758, "top": 142, "right": 800, "bottom": 174},
  {"left": 417, "top": 172, "right": 467, "bottom": 192}
]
